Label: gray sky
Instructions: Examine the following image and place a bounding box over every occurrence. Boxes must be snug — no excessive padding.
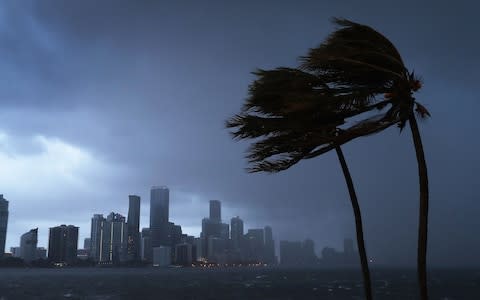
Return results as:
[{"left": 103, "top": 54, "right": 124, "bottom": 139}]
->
[{"left": 0, "top": 0, "right": 478, "bottom": 267}]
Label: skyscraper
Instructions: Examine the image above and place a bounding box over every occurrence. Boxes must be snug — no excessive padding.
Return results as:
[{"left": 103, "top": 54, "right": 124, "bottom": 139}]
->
[
  {"left": 230, "top": 216, "right": 244, "bottom": 250},
  {"left": 100, "top": 212, "right": 127, "bottom": 263},
  {"left": 150, "top": 186, "right": 169, "bottom": 248},
  {"left": 302, "top": 239, "right": 317, "bottom": 265},
  {"left": 209, "top": 200, "right": 221, "bottom": 222},
  {"left": 89, "top": 214, "right": 105, "bottom": 262},
  {"left": 48, "top": 225, "right": 79, "bottom": 264},
  {"left": 280, "top": 240, "right": 303, "bottom": 266},
  {"left": 20, "top": 228, "right": 38, "bottom": 263},
  {"left": 201, "top": 218, "right": 221, "bottom": 258},
  {"left": 127, "top": 195, "right": 141, "bottom": 261},
  {"left": 245, "top": 229, "right": 265, "bottom": 262},
  {"left": 83, "top": 238, "right": 91, "bottom": 252},
  {"left": 264, "top": 226, "right": 275, "bottom": 264},
  {"left": 0, "top": 194, "right": 9, "bottom": 258},
  {"left": 140, "top": 228, "right": 152, "bottom": 262}
]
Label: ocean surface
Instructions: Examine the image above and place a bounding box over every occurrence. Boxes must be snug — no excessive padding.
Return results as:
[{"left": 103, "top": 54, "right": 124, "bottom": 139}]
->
[{"left": 0, "top": 267, "right": 478, "bottom": 300}]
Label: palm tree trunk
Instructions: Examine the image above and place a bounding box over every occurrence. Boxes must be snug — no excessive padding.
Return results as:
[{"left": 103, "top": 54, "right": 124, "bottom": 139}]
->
[
  {"left": 409, "top": 114, "right": 429, "bottom": 300},
  {"left": 335, "top": 146, "right": 373, "bottom": 300}
]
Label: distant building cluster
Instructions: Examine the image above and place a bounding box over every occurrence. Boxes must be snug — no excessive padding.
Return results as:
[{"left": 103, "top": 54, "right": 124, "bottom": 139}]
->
[
  {"left": 0, "top": 191, "right": 358, "bottom": 268},
  {"left": 83, "top": 187, "right": 277, "bottom": 266},
  {"left": 279, "top": 238, "right": 358, "bottom": 267}
]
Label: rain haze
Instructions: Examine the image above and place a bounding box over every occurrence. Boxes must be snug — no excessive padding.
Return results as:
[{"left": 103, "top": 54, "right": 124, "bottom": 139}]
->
[{"left": 0, "top": 0, "right": 478, "bottom": 268}]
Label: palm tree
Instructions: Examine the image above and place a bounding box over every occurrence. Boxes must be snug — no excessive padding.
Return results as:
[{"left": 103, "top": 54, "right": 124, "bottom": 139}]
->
[
  {"left": 227, "top": 18, "right": 430, "bottom": 299},
  {"left": 300, "top": 19, "right": 431, "bottom": 300},
  {"left": 227, "top": 67, "right": 394, "bottom": 300}
]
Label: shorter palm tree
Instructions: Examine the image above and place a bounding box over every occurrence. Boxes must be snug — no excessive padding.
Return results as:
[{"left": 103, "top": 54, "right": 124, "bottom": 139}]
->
[{"left": 227, "top": 67, "right": 398, "bottom": 300}]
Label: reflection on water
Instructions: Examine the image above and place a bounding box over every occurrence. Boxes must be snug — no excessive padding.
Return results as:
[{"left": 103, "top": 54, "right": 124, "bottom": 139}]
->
[{"left": 0, "top": 268, "right": 478, "bottom": 300}]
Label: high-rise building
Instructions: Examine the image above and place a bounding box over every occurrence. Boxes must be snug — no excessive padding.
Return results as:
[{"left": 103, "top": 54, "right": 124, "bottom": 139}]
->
[
  {"left": 230, "top": 216, "right": 244, "bottom": 250},
  {"left": 153, "top": 246, "right": 171, "bottom": 267},
  {"left": 200, "top": 200, "right": 230, "bottom": 261},
  {"left": 89, "top": 214, "right": 105, "bottom": 262},
  {"left": 36, "top": 247, "right": 47, "bottom": 260},
  {"left": 48, "top": 225, "right": 79, "bottom": 264},
  {"left": 201, "top": 218, "right": 220, "bottom": 258},
  {"left": 209, "top": 200, "right": 221, "bottom": 222},
  {"left": 150, "top": 186, "right": 169, "bottom": 249},
  {"left": 194, "top": 237, "right": 203, "bottom": 260},
  {"left": 207, "top": 236, "right": 227, "bottom": 262},
  {"left": 10, "top": 247, "right": 20, "bottom": 257},
  {"left": 127, "top": 195, "right": 141, "bottom": 261},
  {"left": 264, "top": 226, "right": 275, "bottom": 265},
  {"left": 302, "top": 239, "right": 318, "bottom": 265},
  {"left": 83, "top": 238, "right": 91, "bottom": 252},
  {"left": 280, "top": 240, "right": 303, "bottom": 266},
  {"left": 140, "top": 228, "right": 152, "bottom": 262},
  {"left": 245, "top": 229, "right": 264, "bottom": 262},
  {"left": 20, "top": 228, "right": 38, "bottom": 263},
  {"left": 343, "top": 238, "right": 357, "bottom": 264},
  {"left": 0, "top": 194, "right": 9, "bottom": 258},
  {"left": 100, "top": 212, "right": 126, "bottom": 263},
  {"left": 174, "top": 243, "right": 193, "bottom": 266}
]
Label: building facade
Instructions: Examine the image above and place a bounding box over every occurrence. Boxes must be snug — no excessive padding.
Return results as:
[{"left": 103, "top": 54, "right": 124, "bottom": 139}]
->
[
  {"left": 126, "top": 195, "right": 141, "bottom": 261},
  {"left": 0, "top": 194, "right": 9, "bottom": 258},
  {"left": 48, "top": 225, "right": 79, "bottom": 264},
  {"left": 280, "top": 240, "right": 303, "bottom": 266},
  {"left": 150, "top": 186, "right": 169, "bottom": 249},
  {"left": 36, "top": 247, "right": 47, "bottom": 260},
  {"left": 89, "top": 214, "right": 105, "bottom": 262},
  {"left": 230, "top": 216, "right": 244, "bottom": 251},
  {"left": 174, "top": 243, "right": 193, "bottom": 266},
  {"left": 20, "top": 228, "right": 38, "bottom": 263},
  {"left": 245, "top": 229, "right": 265, "bottom": 262},
  {"left": 153, "top": 246, "right": 171, "bottom": 267},
  {"left": 100, "top": 212, "right": 126, "bottom": 263},
  {"left": 264, "top": 226, "right": 275, "bottom": 265},
  {"left": 209, "top": 200, "right": 221, "bottom": 222},
  {"left": 140, "top": 228, "right": 152, "bottom": 262}
]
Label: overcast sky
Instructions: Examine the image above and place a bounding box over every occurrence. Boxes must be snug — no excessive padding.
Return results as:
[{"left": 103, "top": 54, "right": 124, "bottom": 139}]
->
[{"left": 0, "top": 0, "right": 478, "bottom": 267}]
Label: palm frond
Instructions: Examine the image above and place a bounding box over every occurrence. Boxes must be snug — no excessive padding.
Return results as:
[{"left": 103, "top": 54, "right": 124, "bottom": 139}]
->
[{"left": 226, "top": 18, "right": 428, "bottom": 173}]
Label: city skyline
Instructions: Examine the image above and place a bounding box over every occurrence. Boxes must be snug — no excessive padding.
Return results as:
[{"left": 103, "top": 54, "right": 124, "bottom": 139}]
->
[
  {"left": 1, "top": 190, "right": 290, "bottom": 261},
  {"left": 0, "top": 1, "right": 478, "bottom": 268},
  {"left": 3, "top": 187, "right": 291, "bottom": 267}
]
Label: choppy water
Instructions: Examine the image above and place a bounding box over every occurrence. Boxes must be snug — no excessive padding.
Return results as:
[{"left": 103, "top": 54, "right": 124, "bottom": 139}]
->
[{"left": 0, "top": 267, "right": 478, "bottom": 300}]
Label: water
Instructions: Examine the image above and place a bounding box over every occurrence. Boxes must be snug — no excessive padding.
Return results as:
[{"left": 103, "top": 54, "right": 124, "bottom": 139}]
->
[{"left": 0, "top": 268, "right": 478, "bottom": 299}]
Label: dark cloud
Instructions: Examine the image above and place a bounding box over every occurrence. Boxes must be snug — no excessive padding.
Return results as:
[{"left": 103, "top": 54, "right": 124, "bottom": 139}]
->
[{"left": 0, "top": 0, "right": 479, "bottom": 267}]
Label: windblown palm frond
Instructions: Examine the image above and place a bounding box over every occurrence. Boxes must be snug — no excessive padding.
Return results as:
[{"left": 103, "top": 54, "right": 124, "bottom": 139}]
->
[
  {"left": 226, "top": 67, "right": 398, "bottom": 173},
  {"left": 227, "top": 18, "right": 430, "bottom": 173}
]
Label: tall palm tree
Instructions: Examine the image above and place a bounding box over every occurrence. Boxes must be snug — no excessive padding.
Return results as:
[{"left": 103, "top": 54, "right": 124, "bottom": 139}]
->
[
  {"left": 227, "top": 18, "right": 430, "bottom": 299},
  {"left": 227, "top": 68, "right": 394, "bottom": 300}
]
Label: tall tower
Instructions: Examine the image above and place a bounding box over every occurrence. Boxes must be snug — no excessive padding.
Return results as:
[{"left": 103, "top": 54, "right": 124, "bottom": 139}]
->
[
  {"left": 127, "top": 195, "right": 141, "bottom": 260},
  {"left": 48, "top": 225, "right": 79, "bottom": 264},
  {"left": 100, "top": 212, "right": 127, "bottom": 263},
  {"left": 0, "top": 195, "right": 8, "bottom": 258},
  {"left": 209, "top": 200, "right": 221, "bottom": 223},
  {"left": 230, "top": 216, "right": 244, "bottom": 250},
  {"left": 150, "top": 186, "right": 169, "bottom": 248},
  {"left": 89, "top": 214, "right": 105, "bottom": 262},
  {"left": 20, "top": 228, "right": 38, "bottom": 263},
  {"left": 264, "top": 226, "right": 275, "bottom": 264}
]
